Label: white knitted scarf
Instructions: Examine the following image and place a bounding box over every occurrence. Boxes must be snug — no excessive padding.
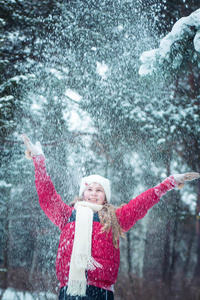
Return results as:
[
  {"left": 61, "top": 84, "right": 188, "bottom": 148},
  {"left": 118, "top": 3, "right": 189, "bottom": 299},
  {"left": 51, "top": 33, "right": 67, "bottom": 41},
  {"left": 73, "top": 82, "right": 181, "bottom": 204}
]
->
[{"left": 67, "top": 201, "right": 103, "bottom": 296}]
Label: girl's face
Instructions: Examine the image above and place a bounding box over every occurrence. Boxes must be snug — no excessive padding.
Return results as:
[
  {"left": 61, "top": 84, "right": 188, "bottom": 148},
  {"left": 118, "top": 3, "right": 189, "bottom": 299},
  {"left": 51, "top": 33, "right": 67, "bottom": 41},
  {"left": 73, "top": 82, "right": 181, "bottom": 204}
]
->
[{"left": 83, "top": 183, "right": 106, "bottom": 205}]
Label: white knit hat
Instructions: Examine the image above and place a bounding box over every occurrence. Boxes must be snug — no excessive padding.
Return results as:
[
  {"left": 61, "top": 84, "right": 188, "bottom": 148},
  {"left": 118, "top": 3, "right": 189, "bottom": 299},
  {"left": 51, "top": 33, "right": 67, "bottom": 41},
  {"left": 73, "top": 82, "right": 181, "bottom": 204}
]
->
[{"left": 79, "top": 174, "right": 111, "bottom": 202}]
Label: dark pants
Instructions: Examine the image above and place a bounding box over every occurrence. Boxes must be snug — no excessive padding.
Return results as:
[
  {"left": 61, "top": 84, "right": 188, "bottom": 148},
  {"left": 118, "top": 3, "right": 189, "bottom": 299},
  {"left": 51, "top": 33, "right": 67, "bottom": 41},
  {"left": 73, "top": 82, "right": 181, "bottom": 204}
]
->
[{"left": 58, "top": 285, "right": 114, "bottom": 300}]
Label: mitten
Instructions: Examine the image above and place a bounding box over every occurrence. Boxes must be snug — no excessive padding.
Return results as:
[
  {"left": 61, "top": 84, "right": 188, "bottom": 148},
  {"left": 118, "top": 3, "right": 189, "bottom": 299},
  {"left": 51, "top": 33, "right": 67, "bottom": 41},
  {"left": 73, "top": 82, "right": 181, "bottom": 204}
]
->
[
  {"left": 21, "top": 134, "right": 44, "bottom": 159},
  {"left": 154, "top": 172, "right": 200, "bottom": 198},
  {"left": 173, "top": 173, "right": 200, "bottom": 189}
]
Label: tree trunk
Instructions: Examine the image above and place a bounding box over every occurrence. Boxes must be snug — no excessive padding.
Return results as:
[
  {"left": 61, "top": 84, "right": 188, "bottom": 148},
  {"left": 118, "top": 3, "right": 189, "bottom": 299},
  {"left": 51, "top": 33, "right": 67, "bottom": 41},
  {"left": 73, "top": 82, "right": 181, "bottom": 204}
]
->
[
  {"left": 168, "top": 193, "right": 180, "bottom": 287},
  {"left": 162, "top": 218, "right": 171, "bottom": 283},
  {"left": 1, "top": 186, "right": 11, "bottom": 290},
  {"left": 170, "top": 216, "right": 178, "bottom": 276},
  {"left": 3, "top": 202, "right": 9, "bottom": 290},
  {"left": 127, "top": 231, "right": 132, "bottom": 279},
  {"left": 184, "top": 232, "right": 195, "bottom": 274},
  {"left": 194, "top": 179, "right": 200, "bottom": 279},
  {"left": 29, "top": 235, "right": 38, "bottom": 283}
]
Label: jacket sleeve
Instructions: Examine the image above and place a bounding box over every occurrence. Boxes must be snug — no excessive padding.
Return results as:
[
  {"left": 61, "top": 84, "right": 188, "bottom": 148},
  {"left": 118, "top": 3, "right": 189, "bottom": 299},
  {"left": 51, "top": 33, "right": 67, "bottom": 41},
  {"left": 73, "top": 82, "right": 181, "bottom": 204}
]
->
[
  {"left": 33, "top": 155, "right": 72, "bottom": 230},
  {"left": 115, "top": 176, "right": 177, "bottom": 232}
]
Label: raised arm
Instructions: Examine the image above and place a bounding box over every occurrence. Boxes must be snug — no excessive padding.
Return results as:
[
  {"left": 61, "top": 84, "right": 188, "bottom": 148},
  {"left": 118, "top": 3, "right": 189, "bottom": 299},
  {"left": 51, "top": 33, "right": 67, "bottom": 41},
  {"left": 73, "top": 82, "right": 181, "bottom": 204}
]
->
[
  {"left": 116, "top": 173, "right": 199, "bottom": 232},
  {"left": 22, "top": 135, "right": 72, "bottom": 230}
]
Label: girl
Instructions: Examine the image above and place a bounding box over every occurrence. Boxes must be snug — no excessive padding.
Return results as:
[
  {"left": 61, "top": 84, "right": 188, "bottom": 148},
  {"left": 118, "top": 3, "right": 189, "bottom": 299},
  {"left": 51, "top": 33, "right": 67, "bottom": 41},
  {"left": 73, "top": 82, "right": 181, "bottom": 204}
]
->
[{"left": 21, "top": 134, "right": 199, "bottom": 300}]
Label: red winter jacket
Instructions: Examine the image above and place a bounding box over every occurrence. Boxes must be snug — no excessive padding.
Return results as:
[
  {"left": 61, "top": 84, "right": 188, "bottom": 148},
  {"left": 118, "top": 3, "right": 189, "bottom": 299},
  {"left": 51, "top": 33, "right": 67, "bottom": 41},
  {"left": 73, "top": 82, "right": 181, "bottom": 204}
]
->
[{"left": 33, "top": 156, "right": 176, "bottom": 291}]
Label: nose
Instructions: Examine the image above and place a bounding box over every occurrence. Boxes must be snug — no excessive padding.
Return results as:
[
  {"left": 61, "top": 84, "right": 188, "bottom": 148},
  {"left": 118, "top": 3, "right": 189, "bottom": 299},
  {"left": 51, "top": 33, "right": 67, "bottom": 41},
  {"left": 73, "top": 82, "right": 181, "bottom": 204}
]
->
[{"left": 91, "top": 189, "right": 97, "bottom": 196}]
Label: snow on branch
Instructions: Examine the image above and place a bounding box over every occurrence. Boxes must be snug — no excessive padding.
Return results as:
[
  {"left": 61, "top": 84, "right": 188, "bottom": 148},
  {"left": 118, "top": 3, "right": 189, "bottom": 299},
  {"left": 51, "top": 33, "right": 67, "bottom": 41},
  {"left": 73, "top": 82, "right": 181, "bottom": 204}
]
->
[
  {"left": 139, "top": 8, "right": 200, "bottom": 76},
  {"left": 0, "top": 180, "right": 12, "bottom": 188}
]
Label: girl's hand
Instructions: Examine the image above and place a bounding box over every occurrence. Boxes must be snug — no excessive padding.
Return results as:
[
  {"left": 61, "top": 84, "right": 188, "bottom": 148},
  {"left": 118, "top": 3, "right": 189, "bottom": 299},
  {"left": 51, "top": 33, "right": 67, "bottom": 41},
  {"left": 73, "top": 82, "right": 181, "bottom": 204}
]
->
[
  {"left": 173, "top": 172, "right": 200, "bottom": 189},
  {"left": 21, "top": 134, "right": 44, "bottom": 159}
]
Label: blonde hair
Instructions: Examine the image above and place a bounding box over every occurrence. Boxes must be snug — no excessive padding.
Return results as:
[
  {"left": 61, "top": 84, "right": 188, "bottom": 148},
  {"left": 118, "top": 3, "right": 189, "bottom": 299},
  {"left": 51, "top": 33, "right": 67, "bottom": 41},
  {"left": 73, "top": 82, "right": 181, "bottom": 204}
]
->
[{"left": 70, "top": 197, "right": 125, "bottom": 249}]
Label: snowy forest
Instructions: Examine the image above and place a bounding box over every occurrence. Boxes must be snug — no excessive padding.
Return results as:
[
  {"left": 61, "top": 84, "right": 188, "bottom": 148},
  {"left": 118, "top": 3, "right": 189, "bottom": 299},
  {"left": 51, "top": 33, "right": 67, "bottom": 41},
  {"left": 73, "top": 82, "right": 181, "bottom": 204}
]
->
[{"left": 1, "top": 0, "right": 200, "bottom": 299}]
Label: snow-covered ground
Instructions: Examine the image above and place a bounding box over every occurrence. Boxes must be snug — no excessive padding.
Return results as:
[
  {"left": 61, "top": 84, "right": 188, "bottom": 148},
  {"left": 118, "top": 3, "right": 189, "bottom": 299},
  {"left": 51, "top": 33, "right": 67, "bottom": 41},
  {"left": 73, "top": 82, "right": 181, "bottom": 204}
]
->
[{"left": 0, "top": 288, "right": 57, "bottom": 300}]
